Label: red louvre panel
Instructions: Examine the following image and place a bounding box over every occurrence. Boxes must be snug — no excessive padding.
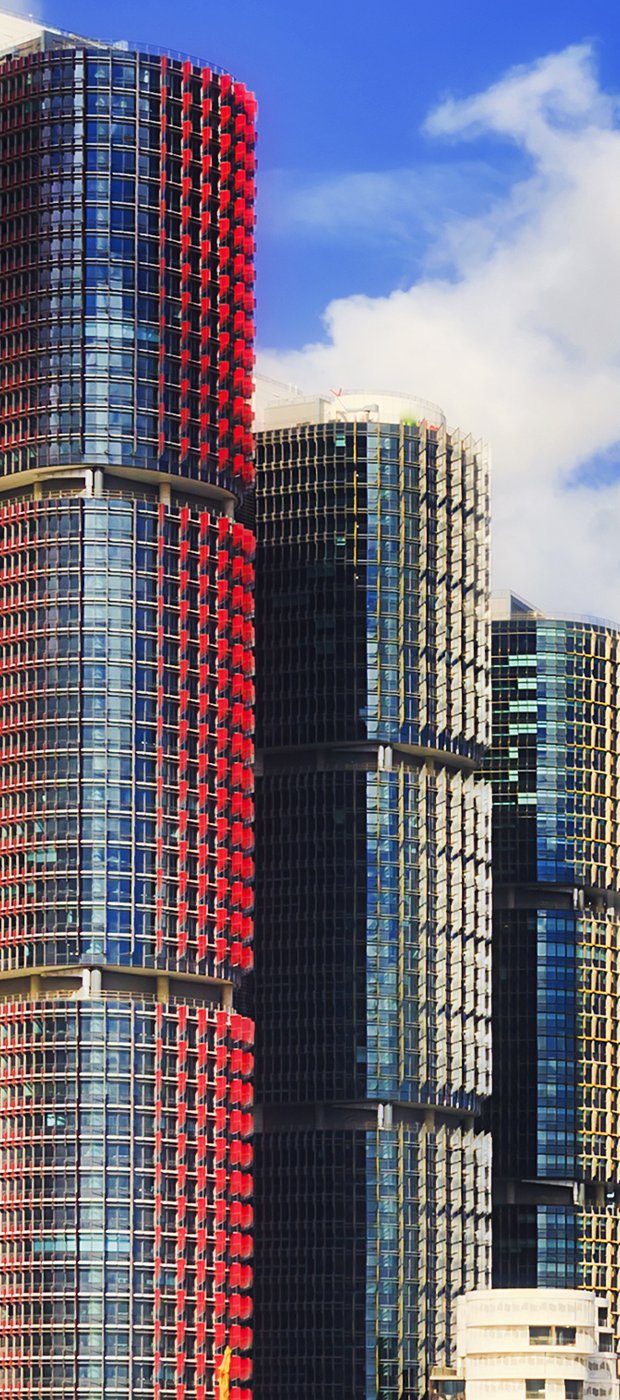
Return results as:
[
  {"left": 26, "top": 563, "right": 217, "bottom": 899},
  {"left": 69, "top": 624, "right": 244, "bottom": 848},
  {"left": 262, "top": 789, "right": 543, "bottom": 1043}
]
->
[
  {"left": 176, "top": 1006, "right": 189, "bottom": 1394},
  {"left": 215, "top": 525, "right": 232, "bottom": 968},
  {"left": 154, "top": 1002, "right": 165, "bottom": 1400},
  {"left": 197, "top": 510, "right": 213, "bottom": 970},
  {"left": 213, "top": 1010, "right": 255, "bottom": 1394},
  {"left": 215, "top": 521, "right": 255, "bottom": 973},
  {"left": 152, "top": 1004, "right": 252, "bottom": 1400},
  {"left": 152, "top": 504, "right": 255, "bottom": 981},
  {"left": 179, "top": 65, "right": 192, "bottom": 465},
  {"left": 195, "top": 1007, "right": 210, "bottom": 1392},
  {"left": 158, "top": 54, "right": 168, "bottom": 465},
  {"left": 217, "top": 76, "right": 256, "bottom": 491},
  {"left": 177, "top": 509, "right": 191, "bottom": 965},
  {"left": 199, "top": 67, "right": 214, "bottom": 471},
  {"left": 155, "top": 504, "right": 167, "bottom": 961}
]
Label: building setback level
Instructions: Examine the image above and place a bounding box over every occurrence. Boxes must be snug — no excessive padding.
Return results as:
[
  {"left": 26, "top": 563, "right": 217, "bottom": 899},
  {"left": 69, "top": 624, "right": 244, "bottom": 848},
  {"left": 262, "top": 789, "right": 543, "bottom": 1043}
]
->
[
  {"left": 250, "top": 392, "right": 492, "bottom": 1400},
  {"left": 0, "top": 17, "right": 256, "bottom": 1399}
]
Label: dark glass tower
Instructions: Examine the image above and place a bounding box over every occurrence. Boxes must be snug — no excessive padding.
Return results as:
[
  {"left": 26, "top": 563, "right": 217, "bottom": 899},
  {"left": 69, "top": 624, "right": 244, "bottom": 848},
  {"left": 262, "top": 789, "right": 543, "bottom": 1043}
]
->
[
  {"left": 250, "top": 392, "right": 492, "bottom": 1400},
  {"left": 489, "top": 594, "right": 620, "bottom": 1345},
  {"left": 0, "top": 19, "right": 256, "bottom": 1400}
]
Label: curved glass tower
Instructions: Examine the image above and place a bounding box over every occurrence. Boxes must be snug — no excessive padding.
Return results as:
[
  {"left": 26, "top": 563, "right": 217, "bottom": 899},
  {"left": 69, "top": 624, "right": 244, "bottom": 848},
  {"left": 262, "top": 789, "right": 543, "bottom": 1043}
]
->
[
  {"left": 250, "top": 392, "right": 492, "bottom": 1399},
  {"left": 489, "top": 595, "right": 620, "bottom": 1347},
  {"left": 0, "top": 18, "right": 255, "bottom": 1400}
]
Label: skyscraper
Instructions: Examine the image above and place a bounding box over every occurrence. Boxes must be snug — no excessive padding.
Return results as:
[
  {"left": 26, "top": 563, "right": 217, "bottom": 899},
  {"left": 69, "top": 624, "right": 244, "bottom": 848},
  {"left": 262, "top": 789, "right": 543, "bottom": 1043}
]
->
[
  {"left": 489, "top": 594, "right": 620, "bottom": 1343},
  {"left": 0, "top": 16, "right": 255, "bottom": 1399},
  {"left": 250, "top": 392, "right": 492, "bottom": 1399}
]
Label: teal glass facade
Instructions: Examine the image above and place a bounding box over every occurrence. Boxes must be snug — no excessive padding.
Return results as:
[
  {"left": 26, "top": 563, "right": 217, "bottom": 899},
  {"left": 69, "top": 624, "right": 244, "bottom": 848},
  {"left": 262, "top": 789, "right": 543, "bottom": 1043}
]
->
[
  {"left": 251, "top": 399, "right": 491, "bottom": 1399},
  {"left": 489, "top": 600, "right": 620, "bottom": 1340}
]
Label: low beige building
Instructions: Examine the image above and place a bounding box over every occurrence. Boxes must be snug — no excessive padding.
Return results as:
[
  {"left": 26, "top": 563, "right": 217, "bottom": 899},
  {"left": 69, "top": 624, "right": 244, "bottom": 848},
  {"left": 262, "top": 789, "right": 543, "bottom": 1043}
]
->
[{"left": 430, "top": 1289, "right": 618, "bottom": 1399}]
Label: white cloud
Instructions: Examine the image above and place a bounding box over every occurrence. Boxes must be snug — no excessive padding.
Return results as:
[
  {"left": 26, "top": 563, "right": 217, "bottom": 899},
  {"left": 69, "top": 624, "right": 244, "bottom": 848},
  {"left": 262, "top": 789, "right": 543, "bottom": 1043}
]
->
[
  {"left": 258, "top": 43, "right": 620, "bottom": 620},
  {"left": 259, "top": 161, "right": 502, "bottom": 253},
  {"left": 425, "top": 44, "right": 616, "bottom": 158}
]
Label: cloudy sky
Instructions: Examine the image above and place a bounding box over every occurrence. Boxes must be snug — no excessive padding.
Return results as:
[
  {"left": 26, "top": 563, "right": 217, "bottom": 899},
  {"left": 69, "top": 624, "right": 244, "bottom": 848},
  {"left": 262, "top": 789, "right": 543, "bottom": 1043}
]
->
[
  {"left": 24, "top": 0, "right": 620, "bottom": 616},
  {"left": 261, "top": 40, "right": 620, "bottom": 621}
]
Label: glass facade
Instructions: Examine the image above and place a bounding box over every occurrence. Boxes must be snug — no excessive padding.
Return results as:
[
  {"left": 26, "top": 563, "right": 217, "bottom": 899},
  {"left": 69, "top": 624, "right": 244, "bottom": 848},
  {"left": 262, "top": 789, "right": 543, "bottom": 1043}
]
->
[
  {"left": 0, "top": 41, "right": 255, "bottom": 491},
  {"left": 251, "top": 405, "right": 491, "bottom": 1398},
  {"left": 0, "top": 23, "right": 256, "bottom": 1400},
  {"left": 489, "top": 602, "right": 620, "bottom": 1343},
  {"left": 0, "top": 498, "right": 254, "bottom": 979},
  {"left": 0, "top": 998, "right": 253, "bottom": 1398}
]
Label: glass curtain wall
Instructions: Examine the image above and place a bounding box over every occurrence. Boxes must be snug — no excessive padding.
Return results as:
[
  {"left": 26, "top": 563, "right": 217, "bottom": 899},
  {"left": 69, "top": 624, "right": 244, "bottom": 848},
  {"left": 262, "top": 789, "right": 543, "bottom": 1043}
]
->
[
  {"left": 489, "top": 605, "right": 620, "bottom": 1344},
  {"left": 0, "top": 27, "right": 256, "bottom": 1400},
  {"left": 251, "top": 406, "right": 491, "bottom": 1399}
]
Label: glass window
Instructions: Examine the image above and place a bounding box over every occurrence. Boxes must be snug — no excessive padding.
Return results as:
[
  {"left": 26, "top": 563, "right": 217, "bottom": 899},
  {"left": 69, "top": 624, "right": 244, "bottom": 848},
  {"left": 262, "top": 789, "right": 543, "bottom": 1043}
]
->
[
  {"left": 556, "top": 1327, "right": 576, "bottom": 1346},
  {"left": 112, "top": 61, "right": 136, "bottom": 88},
  {"left": 526, "top": 1385, "right": 545, "bottom": 1399},
  {"left": 87, "top": 59, "right": 110, "bottom": 85},
  {"left": 529, "top": 1328, "right": 552, "bottom": 1346}
]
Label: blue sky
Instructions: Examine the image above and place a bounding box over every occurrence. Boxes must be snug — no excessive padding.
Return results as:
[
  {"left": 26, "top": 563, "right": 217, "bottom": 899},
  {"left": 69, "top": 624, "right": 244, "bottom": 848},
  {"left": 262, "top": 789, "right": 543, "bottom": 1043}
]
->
[
  {"left": 40, "top": 0, "right": 620, "bottom": 344},
  {"left": 25, "top": 0, "right": 620, "bottom": 614}
]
